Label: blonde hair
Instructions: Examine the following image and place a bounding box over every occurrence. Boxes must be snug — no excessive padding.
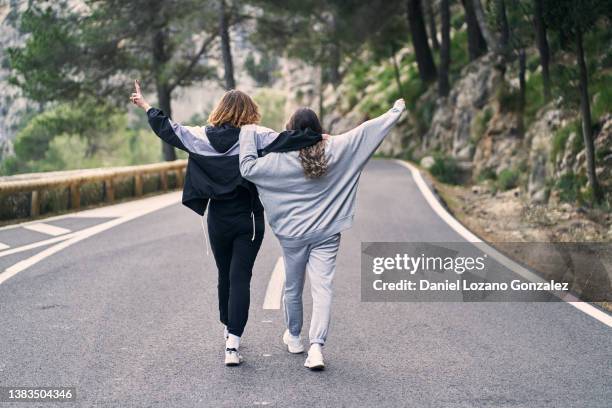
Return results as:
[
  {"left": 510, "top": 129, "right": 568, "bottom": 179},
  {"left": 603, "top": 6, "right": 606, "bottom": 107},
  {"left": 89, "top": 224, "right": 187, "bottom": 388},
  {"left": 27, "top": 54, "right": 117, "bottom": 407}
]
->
[{"left": 208, "top": 90, "right": 261, "bottom": 127}]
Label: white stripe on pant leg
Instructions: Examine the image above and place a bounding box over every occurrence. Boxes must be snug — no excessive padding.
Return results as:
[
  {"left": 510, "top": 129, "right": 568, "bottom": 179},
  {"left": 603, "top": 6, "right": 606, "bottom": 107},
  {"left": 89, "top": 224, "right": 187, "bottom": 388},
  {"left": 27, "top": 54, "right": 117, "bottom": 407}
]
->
[{"left": 263, "top": 257, "right": 285, "bottom": 310}]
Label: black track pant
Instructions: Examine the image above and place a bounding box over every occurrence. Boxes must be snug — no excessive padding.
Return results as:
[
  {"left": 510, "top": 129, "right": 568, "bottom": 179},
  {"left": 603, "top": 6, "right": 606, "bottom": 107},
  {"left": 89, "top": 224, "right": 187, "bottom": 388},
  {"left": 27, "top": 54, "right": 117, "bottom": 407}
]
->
[{"left": 207, "top": 210, "right": 264, "bottom": 337}]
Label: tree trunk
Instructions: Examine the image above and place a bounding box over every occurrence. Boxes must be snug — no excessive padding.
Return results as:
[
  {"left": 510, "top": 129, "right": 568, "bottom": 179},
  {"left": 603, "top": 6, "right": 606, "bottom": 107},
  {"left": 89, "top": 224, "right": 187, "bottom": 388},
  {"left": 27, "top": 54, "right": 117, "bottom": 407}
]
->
[
  {"left": 495, "top": 0, "right": 510, "bottom": 52},
  {"left": 152, "top": 29, "right": 176, "bottom": 161},
  {"left": 461, "top": 0, "right": 487, "bottom": 60},
  {"left": 518, "top": 48, "right": 526, "bottom": 135},
  {"left": 438, "top": 0, "right": 450, "bottom": 97},
  {"left": 533, "top": 0, "right": 551, "bottom": 101},
  {"left": 424, "top": 0, "right": 439, "bottom": 51},
  {"left": 219, "top": 0, "right": 235, "bottom": 90},
  {"left": 157, "top": 84, "right": 176, "bottom": 161},
  {"left": 518, "top": 49, "right": 526, "bottom": 110},
  {"left": 328, "top": 13, "right": 342, "bottom": 87},
  {"left": 329, "top": 41, "right": 341, "bottom": 86},
  {"left": 391, "top": 44, "right": 404, "bottom": 97},
  {"left": 576, "top": 29, "right": 603, "bottom": 203},
  {"left": 406, "top": 0, "right": 437, "bottom": 83},
  {"left": 318, "top": 64, "right": 325, "bottom": 124},
  {"left": 471, "top": 0, "right": 499, "bottom": 53}
]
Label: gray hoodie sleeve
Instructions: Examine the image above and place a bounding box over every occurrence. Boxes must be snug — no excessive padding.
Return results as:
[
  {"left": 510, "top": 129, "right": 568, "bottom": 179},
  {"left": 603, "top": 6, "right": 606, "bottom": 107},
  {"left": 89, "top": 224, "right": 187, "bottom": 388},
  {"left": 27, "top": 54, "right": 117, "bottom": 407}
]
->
[
  {"left": 239, "top": 125, "right": 271, "bottom": 182},
  {"left": 333, "top": 101, "right": 405, "bottom": 164},
  {"left": 169, "top": 121, "right": 278, "bottom": 156}
]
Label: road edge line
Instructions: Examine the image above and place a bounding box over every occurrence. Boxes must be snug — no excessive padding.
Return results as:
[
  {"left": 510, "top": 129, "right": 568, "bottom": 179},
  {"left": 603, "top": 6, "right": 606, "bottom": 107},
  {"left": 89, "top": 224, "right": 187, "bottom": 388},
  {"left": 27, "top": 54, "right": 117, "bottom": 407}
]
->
[{"left": 394, "top": 159, "right": 612, "bottom": 328}]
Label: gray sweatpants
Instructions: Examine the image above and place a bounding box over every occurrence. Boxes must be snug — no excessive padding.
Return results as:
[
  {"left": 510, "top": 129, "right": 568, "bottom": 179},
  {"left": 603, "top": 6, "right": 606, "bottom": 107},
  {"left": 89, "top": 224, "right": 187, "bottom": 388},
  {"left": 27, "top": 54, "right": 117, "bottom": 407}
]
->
[{"left": 281, "top": 233, "right": 341, "bottom": 345}]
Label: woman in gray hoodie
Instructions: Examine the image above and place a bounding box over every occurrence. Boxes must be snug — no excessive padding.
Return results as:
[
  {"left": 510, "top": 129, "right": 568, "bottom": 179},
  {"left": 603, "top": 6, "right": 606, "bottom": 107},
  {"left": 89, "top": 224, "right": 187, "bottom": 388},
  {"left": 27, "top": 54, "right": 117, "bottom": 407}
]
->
[{"left": 239, "top": 99, "right": 405, "bottom": 370}]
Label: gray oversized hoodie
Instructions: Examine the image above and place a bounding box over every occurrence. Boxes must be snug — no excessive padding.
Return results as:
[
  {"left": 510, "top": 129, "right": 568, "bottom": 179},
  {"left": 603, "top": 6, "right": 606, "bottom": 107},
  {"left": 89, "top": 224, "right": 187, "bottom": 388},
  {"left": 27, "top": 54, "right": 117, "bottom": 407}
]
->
[{"left": 239, "top": 101, "right": 405, "bottom": 247}]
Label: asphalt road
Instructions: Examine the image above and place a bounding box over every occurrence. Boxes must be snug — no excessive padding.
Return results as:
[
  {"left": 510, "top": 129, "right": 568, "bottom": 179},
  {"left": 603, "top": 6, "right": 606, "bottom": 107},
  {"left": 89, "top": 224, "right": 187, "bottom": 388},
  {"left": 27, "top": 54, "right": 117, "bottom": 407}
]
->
[{"left": 0, "top": 160, "right": 610, "bottom": 407}]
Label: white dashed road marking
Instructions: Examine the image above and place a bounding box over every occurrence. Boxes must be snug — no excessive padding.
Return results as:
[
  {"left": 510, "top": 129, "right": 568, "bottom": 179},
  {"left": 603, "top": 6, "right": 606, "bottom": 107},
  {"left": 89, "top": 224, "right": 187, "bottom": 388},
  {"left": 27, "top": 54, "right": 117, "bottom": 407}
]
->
[
  {"left": 23, "top": 223, "right": 71, "bottom": 236},
  {"left": 0, "top": 192, "right": 181, "bottom": 286},
  {"left": 0, "top": 235, "right": 73, "bottom": 259},
  {"left": 263, "top": 257, "right": 285, "bottom": 310}
]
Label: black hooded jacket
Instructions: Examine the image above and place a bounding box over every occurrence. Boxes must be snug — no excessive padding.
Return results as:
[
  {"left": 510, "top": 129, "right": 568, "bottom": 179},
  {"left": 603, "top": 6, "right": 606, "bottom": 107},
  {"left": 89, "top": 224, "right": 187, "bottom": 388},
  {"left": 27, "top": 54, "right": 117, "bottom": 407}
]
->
[{"left": 146, "top": 108, "right": 321, "bottom": 216}]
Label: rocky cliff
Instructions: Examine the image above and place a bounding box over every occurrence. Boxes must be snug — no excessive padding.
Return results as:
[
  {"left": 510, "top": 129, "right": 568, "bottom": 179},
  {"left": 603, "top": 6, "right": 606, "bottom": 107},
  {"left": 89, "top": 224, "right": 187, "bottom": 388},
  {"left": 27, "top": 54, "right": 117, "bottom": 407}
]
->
[{"left": 313, "top": 51, "right": 610, "bottom": 208}]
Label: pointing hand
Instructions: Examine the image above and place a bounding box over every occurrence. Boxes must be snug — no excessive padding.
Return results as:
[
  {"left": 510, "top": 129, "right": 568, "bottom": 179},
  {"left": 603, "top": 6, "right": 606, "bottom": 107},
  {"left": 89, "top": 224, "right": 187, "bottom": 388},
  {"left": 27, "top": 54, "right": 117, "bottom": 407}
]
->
[{"left": 130, "top": 80, "right": 151, "bottom": 111}]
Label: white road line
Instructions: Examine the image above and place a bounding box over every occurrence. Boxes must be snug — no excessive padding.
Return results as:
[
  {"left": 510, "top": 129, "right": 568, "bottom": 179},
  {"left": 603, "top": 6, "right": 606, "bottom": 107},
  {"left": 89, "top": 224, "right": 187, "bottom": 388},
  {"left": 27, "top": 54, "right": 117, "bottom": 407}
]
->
[
  {"left": 0, "top": 234, "right": 74, "bottom": 259},
  {"left": 395, "top": 159, "right": 612, "bottom": 328},
  {"left": 0, "top": 191, "right": 179, "bottom": 233},
  {"left": 23, "top": 223, "right": 71, "bottom": 236},
  {"left": 0, "top": 242, "right": 10, "bottom": 250},
  {"left": 263, "top": 257, "right": 285, "bottom": 310},
  {"left": 0, "top": 192, "right": 181, "bottom": 286}
]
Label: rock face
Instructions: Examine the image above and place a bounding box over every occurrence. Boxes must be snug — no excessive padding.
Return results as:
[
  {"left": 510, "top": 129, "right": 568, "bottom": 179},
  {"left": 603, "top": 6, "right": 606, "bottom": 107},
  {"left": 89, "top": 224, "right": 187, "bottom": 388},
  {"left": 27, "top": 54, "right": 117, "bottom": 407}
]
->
[
  {"left": 525, "top": 108, "right": 572, "bottom": 202},
  {"left": 594, "top": 114, "right": 612, "bottom": 185},
  {"left": 420, "top": 156, "right": 435, "bottom": 170},
  {"left": 423, "top": 54, "right": 501, "bottom": 160},
  {"left": 0, "top": 2, "right": 29, "bottom": 160},
  {"left": 278, "top": 58, "right": 321, "bottom": 122},
  {"left": 471, "top": 110, "right": 523, "bottom": 176}
]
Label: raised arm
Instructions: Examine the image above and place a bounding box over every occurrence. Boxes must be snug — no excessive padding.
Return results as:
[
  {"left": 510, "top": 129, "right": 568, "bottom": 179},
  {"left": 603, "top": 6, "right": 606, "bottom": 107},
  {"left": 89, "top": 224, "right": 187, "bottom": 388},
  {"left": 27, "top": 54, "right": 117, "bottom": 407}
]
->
[
  {"left": 335, "top": 98, "right": 405, "bottom": 158},
  {"left": 131, "top": 80, "right": 192, "bottom": 152},
  {"left": 132, "top": 80, "right": 279, "bottom": 155}
]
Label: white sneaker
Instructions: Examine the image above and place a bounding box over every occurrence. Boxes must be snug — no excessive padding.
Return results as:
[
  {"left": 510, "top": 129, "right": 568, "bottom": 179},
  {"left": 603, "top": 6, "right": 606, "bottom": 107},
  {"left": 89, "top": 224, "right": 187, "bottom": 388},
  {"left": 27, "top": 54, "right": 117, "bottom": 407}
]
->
[
  {"left": 225, "top": 348, "right": 242, "bottom": 366},
  {"left": 304, "top": 344, "right": 325, "bottom": 370},
  {"left": 223, "top": 326, "right": 229, "bottom": 341},
  {"left": 282, "top": 329, "right": 305, "bottom": 354}
]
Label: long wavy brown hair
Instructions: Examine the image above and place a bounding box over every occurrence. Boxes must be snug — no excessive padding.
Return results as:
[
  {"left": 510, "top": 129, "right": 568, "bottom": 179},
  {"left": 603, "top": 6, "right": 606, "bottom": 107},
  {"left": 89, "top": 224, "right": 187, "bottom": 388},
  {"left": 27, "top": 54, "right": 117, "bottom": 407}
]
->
[
  {"left": 208, "top": 90, "right": 261, "bottom": 127},
  {"left": 286, "top": 108, "right": 328, "bottom": 179}
]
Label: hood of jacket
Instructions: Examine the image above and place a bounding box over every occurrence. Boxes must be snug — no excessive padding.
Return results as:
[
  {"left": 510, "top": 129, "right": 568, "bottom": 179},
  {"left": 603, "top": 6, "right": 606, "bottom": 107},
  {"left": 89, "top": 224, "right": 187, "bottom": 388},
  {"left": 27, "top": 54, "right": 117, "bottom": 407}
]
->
[{"left": 204, "top": 123, "right": 240, "bottom": 153}]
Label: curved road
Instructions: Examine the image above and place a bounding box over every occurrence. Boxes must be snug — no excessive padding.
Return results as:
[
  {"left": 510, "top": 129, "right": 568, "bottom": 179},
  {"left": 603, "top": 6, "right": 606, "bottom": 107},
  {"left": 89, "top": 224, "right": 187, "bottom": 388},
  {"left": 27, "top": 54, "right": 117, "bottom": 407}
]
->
[{"left": 0, "top": 160, "right": 610, "bottom": 407}]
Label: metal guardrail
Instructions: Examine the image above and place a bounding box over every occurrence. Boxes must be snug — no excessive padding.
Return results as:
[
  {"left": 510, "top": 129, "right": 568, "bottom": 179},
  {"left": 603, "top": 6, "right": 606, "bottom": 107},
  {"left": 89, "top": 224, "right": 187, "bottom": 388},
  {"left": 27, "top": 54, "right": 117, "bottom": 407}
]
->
[{"left": 0, "top": 160, "right": 187, "bottom": 219}]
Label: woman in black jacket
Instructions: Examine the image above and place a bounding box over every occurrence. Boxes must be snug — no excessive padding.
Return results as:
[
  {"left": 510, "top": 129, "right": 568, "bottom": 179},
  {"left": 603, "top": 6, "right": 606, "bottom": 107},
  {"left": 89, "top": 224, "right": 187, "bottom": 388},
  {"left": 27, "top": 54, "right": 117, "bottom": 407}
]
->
[{"left": 130, "top": 81, "right": 321, "bottom": 366}]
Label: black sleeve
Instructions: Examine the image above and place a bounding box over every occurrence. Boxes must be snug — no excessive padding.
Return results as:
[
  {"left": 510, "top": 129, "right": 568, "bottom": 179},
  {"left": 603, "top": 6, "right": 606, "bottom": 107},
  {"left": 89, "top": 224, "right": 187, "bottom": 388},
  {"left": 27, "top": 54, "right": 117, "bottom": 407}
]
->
[{"left": 146, "top": 107, "right": 188, "bottom": 152}]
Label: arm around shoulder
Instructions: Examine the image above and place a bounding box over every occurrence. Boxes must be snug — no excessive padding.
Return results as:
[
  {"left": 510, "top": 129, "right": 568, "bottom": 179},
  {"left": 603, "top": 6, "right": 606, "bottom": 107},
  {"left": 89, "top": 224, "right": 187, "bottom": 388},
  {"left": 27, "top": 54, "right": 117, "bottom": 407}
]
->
[{"left": 239, "top": 125, "right": 265, "bottom": 181}]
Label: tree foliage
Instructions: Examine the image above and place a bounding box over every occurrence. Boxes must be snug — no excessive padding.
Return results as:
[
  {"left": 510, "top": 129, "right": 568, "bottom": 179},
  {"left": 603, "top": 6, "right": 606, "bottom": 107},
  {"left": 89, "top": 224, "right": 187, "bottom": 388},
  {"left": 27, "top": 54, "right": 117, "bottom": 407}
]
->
[{"left": 9, "top": 0, "right": 221, "bottom": 160}]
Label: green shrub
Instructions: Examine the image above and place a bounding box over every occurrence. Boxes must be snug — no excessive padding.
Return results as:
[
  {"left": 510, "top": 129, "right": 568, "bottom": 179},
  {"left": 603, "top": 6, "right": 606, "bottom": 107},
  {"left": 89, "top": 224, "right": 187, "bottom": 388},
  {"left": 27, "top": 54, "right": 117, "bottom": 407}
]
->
[
  {"left": 596, "top": 147, "right": 611, "bottom": 161},
  {"left": 470, "top": 107, "right": 493, "bottom": 144},
  {"left": 591, "top": 75, "right": 612, "bottom": 120},
  {"left": 496, "top": 82, "right": 522, "bottom": 112},
  {"left": 415, "top": 97, "right": 436, "bottom": 134},
  {"left": 451, "top": 10, "right": 465, "bottom": 30},
  {"left": 113, "top": 177, "right": 136, "bottom": 200},
  {"left": 0, "top": 192, "right": 30, "bottom": 220},
  {"left": 13, "top": 101, "right": 119, "bottom": 162},
  {"left": 450, "top": 30, "right": 469, "bottom": 78},
  {"left": 496, "top": 168, "right": 519, "bottom": 191},
  {"left": 551, "top": 120, "right": 580, "bottom": 163},
  {"left": 40, "top": 187, "right": 69, "bottom": 215},
  {"left": 4, "top": 101, "right": 163, "bottom": 175},
  {"left": 524, "top": 72, "right": 546, "bottom": 125},
  {"left": 556, "top": 172, "right": 587, "bottom": 203},
  {"left": 477, "top": 167, "right": 497, "bottom": 182},
  {"left": 430, "top": 154, "right": 460, "bottom": 185},
  {"left": 80, "top": 181, "right": 104, "bottom": 207}
]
